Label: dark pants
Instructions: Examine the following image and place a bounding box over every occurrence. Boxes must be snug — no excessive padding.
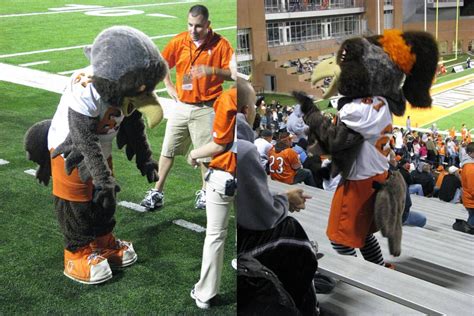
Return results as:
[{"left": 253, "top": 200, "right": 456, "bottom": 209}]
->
[
  {"left": 238, "top": 217, "right": 318, "bottom": 315},
  {"left": 54, "top": 197, "right": 116, "bottom": 251},
  {"left": 294, "top": 168, "right": 317, "bottom": 187}
]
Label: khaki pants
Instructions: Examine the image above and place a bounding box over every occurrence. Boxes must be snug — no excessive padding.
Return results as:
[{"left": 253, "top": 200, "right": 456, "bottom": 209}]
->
[
  {"left": 161, "top": 101, "right": 213, "bottom": 162},
  {"left": 194, "top": 169, "right": 235, "bottom": 301}
]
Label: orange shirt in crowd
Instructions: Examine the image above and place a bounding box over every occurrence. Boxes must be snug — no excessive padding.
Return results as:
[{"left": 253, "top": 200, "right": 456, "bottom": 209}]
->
[
  {"left": 439, "top": 145, "right": 446, "bottom": 156},
  {"left": 435, "top": 170, "right": 448, "bottom": 188},
  {"left": 268, "top": 147, "right": 300, "bottom": 184},
  {"left": 449, "top": 127, "right": 456, "bottom": 139},
  {"left": 461, "top": 127, "right": 468, "bottom": 140},
  {"left": 461, "top": 163, "right": 474, "bottom": 208},
  {"left": 161, "top": 29, "right": 233, "bottom": 104},
  {"left": 208, "top": 88, "right": 237, "bottom": 175}
]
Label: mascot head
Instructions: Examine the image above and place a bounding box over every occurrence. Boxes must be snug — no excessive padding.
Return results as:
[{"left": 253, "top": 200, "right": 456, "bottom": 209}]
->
[
  {"left": 88, "top": 26, "right": 168, "bottom": 128},
  {"left": 312, "top": 30, "right": 439, "bottom": 116}
]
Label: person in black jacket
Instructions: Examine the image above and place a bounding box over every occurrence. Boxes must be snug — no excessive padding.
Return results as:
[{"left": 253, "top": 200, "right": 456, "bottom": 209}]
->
[
  {"left": 439, "top": 166, "right": 462, "bottom": 203},
  {"left": 411, "top": 162, "right": 435, "bottom": 197}
]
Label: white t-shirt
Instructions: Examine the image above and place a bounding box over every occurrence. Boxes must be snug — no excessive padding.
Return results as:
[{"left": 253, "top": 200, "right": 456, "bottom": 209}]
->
[
  {"left": 339, "top": 96, "right": 392, "bottom": 180},
  {"left": 254, "top": 137, "right": 273, "bottom": 168},
  {"left": 394, "top": 130, "right": 403, "bottom": 149},
  {"left": 48, "top": 66, "right": 124, "bottom": 159}
]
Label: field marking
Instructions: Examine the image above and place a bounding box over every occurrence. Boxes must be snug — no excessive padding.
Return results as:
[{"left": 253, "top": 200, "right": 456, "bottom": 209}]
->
[
  {"left": 0, "top": 62, "right": 177, "bottom": 119},
  {"left": 19, "top": 60, "right": 50, "bottom": 67},
  {"left": 147, "top": 13, "right": 177, "bottom": 18},
  {"left": 24, "top": 169, "right": 36, "bottom": 176},
  {"left": 0, "top": 62, "right": 68, "bottom": 94},
  {"left": 173, "top": 219, "right": 206, "bottom": 233},
  {"left": 0, "top": 159, "right": 10, "bottom": 165},
  {"left": 0, "top": 26, "right": 236, "bottom": 59},
  {"left": 118, "top": 201, "right": 148, "bottom": 213},
  {"left": 0, "top": 1, "right": 199, "bottom": 18}
]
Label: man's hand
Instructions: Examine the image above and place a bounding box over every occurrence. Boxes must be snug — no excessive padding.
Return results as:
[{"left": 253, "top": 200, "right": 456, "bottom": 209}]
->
[
  {"left": 166, "top": 84, "right": 178, "bottom": 102},
  {"left": 286, "top": 188, "right": 312, "bottom": 212},
  {"left": 187, "top": 150, "right": 199, "bottom": 168},
  {"left": 191, "top": 65, "right": 213, "bottom": 79}
]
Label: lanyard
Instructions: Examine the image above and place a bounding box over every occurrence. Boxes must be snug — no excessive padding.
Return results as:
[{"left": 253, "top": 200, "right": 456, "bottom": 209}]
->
[{"left": 189, "top": 32, "right": 211, "bottom": 67}]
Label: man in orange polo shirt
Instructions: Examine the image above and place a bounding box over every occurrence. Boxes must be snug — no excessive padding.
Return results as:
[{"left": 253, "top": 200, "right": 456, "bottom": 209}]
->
[{"left": 141, "top": 5, "right": 233, "bottom": 210}]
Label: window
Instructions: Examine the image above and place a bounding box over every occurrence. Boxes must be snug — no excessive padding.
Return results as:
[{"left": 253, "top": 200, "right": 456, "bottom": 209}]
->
[
  {"left": 265, "top": 0, "right": 280, "bottom": 12},
  {"left": 266, "top": 22, "right": 280, "bottom": 46},
  {"left": 384, "top": 10, "right": 393, "bottom": 29},
  {"left": 266, "top": 15, "right": 361, "bottom": 46},
  {"left": 237, "top": 60, "right": 252, "bottom": 76},
  {"left": 237, "top": 29, "right": 251, "bottom": 56},
  {"left": 384, "top": 0, "right": 393, "bottom": 5}
]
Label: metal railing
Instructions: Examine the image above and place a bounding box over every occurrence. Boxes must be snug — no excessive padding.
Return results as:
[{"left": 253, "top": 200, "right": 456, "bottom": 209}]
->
[{"left": 265, "top": 0, "right": 364, "bottom": 14}]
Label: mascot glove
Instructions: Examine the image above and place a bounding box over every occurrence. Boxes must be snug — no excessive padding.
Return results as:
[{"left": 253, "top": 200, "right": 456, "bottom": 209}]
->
[
  {"left": 138, "top": 159, "right": 159, "bottom": 183},
  {"left": 93, "top": 179, "right": 121, "bottom": 211}
]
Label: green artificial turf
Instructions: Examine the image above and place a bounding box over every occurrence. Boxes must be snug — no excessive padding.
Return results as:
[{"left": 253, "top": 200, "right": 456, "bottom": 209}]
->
[{"left": 0, "top": 0, "right": 236, "bottom": 314}]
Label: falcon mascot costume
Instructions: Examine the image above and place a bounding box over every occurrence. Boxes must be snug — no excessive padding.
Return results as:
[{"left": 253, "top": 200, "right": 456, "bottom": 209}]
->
[
  {"left": 295, "top": 30, "right": 438, "bottom": 262},
  {"left": 24, "top": 26, "right": 167, "bottom": 284}
]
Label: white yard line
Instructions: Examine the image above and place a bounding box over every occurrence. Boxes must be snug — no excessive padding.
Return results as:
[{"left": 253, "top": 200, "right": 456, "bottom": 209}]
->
[
  {"left": 24, "top": 169, "right": 36, "bottom": 176},
  {"left": 0, "top": 26, "right": 236, "bottom": 59},
  {"left": 0, "top": 62, "right": 68, "bottom": 93},
  {"left": 19, "top": 60, "right": 50, "bottom": 67},
  {"left": 0, "top": 62, "right": 176, "bottom": 118},
  {"left": 57, "top": 69, "right": 82, "bottom": 75},
  {"left": 0, "top": 1, "right": 199, "bottom": 18},
  {"left": 173, "top": 219, "right": 206, "bottom": 233},
  {"left": 0, "top": 159, "right": 10, "bottom": 165},
  {"left": 118, "top": 201, "right": 148, "bottom": 213}
]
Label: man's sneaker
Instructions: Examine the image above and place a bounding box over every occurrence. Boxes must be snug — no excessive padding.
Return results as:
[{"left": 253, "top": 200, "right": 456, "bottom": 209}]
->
[
  {"left": 231, "top": 258, "right": 237, "bottom": 270},
  {"left": 64, "top": 246, "right": 112, "bottom": 285},
  {"left": 90, "top": 233, "right": 138, "bottom": 269},
  {"left": 194, "top": 190, "right": 206, "bottom": 209},
  {"left": 190, "top": 287, "right": 210, "bottom": 309},
  {"left": 140, "top": 189, "right": 164, "bottom": 210}
]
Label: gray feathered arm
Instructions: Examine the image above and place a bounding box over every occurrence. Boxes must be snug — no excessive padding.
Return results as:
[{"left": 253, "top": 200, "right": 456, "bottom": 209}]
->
[
  {"left": 68, "top": 108, "right": 119, "bottom": 209},
  {"left": 293, "top": 91, "right": 364, "bottom": 179},
  {"left": 116, "top": 110, "right": 158, "bottom": 183},
  {"left": 24, "top": 119, "right": 52, "bottom": 186}
]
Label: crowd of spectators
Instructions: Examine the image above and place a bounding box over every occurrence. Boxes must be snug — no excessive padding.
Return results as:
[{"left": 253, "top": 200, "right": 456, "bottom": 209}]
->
[{"left": 251, "top": 96, "right": 474, "bottom": 231}]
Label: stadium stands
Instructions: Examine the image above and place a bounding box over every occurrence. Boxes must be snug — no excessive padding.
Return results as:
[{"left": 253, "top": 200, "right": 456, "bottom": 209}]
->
[{"left": 268, "top": 180, "right": 474, "bottom": 314}]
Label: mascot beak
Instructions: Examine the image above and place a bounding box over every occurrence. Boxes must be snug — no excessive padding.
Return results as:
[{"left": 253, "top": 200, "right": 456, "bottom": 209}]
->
[
  {"left": 121, "top": 92, "right": 163, "bottom": 129},
  {"left": 311, "top": 56, "right": 340, "bottom": 99}
]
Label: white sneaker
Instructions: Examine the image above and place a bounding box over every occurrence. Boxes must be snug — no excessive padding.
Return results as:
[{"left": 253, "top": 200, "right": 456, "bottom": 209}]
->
[
  {"left": 194, "top": 190, "right": 206, "bottom": 210},
  {"left": 140, "top": 189, "right": 164, "bottom": 210},
  {"left": 231, "top": 258, "right": 237, "bottom": 270},
  {"left": 190, "top": 287, "right": 210, "bottom": 309}
]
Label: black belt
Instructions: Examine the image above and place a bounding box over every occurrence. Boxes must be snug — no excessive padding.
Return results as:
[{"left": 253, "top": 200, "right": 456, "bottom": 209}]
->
[{"left": 187, "top": 99, "right": 216, "bottom": 107}]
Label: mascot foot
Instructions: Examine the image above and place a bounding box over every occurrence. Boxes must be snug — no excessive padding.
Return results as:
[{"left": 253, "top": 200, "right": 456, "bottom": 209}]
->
[
  {"left": 64, "top": 246, "right": 112, "bottom": 284},
  {"left": 91, "top": 233, "right": 138, "bottom": 269}
]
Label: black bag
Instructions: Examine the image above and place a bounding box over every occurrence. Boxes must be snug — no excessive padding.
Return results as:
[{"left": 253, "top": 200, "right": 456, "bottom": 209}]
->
[{"left": 237, "top": 255, "right": 301, "bottom": 316}]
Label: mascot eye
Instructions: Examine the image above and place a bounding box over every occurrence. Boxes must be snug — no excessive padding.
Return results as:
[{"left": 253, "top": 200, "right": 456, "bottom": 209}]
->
[{"left": 340, "top": 49, "right": 347, "bottom": 62}]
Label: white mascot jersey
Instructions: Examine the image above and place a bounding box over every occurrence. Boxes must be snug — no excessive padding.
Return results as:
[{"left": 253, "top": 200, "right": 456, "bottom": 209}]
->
[
  {"left": 339, "top": 96, "right": 392, "bottom": 180},
  {"left": 48, "top": 66, "right": 124, "bottom": 159}
]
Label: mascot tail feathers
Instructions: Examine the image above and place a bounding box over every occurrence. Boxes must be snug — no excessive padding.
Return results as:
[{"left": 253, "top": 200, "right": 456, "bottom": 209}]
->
[
  {"left": 373, "top": 171, "right": 406, "bottom": 257},
  {"left": 24, "top": 120, "right": 52, "bottom": 186},
  {"left": 292, "top": 91, "right": 320, "bottom": 116}
]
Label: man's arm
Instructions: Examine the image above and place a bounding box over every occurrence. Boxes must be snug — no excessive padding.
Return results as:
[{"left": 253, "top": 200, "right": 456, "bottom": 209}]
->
[
  {"left": 187, "top": 141, "right": 226, "bottom": 167},
  {"left": 190, "top": 65, "right": 232, "bottom": 81},
  {"left": 163, "top": 72, "right": 178, "bottom": 101}
]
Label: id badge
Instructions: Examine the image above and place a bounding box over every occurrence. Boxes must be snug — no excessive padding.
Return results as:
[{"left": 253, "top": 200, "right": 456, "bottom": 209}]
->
[{"left": 182, "top": 74, "right": 193, "bottom": 91}]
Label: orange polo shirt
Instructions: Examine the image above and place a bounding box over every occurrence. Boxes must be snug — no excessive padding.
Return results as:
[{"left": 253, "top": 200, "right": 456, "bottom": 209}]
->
[
  {"left": 209, "top": 88, "right": 236, "bottom": 175},
  {"left": 268, "top": 148, "right": 300, "bottom": 184},
  {"left": 162, "top": 29, "right": 233, "bottom": 104}
]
